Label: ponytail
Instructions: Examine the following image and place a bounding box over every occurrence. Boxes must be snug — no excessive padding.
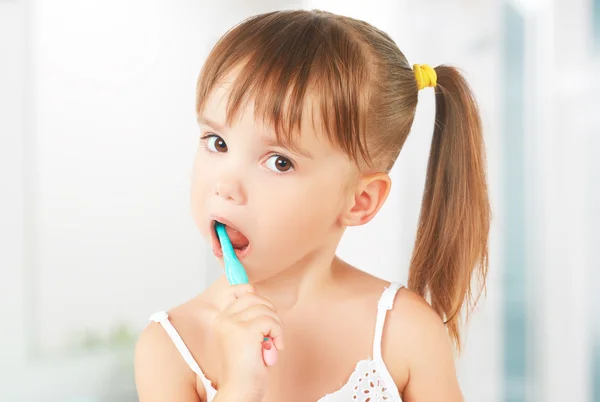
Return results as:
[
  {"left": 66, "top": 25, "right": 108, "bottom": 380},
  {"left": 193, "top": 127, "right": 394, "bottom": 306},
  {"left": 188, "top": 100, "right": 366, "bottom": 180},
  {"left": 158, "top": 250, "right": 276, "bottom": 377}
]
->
[{"left": 408, "top": 66, "right": 491, "bottom": 352}]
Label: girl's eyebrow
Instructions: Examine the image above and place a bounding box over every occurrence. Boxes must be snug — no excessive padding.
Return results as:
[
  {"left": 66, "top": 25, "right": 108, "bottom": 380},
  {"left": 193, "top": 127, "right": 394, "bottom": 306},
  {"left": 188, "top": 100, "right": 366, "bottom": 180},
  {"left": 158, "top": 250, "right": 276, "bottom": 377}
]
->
[
  {"left": 262, "top": 136, "right": 313, "bottom": 159},
  {"left": 197, "top": 115, "right": 226, "bottom": 132}
]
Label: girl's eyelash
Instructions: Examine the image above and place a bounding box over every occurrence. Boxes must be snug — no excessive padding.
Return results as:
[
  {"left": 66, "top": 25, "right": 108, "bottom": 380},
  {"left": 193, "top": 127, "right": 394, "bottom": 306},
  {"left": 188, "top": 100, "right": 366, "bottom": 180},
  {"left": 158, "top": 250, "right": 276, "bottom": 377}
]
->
[
  {"left": 198, "top": 134, "right": 209, "bottom": 151},
  {"left": 199, "top": 140, "right": 209, "bottom": 152},
  {"left": 269, "top": 153, "right": 293, "bottom": 164},
  {"left": 266, "top": 154, "right": 296, "bottom": 175},
  {"left": 199, "top": 133, "right": 221, "bottom": 152},
  {"left": 200, "top": 133, "right": 218, "bottom": 140},
  {"left": 199, "top": 133, "right": 296, "bottom": 174}
]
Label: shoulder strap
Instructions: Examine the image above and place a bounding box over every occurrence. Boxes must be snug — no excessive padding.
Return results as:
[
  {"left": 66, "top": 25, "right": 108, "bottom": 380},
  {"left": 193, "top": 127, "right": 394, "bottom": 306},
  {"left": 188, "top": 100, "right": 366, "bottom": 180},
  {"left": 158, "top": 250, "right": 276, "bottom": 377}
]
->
[
  {"left": 149, "top": 311, "right": 216, "bottom": 397},
  {"left": 372, "top": 282, "right": 402, "bottom": 360}
]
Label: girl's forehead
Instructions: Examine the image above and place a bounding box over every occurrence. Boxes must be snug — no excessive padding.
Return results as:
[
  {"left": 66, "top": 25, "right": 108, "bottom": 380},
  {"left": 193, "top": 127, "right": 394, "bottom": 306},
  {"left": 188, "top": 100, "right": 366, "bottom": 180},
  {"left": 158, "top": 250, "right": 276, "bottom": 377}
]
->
[{"left": 200, "top": 76, "right": 328, "bottom": 149}]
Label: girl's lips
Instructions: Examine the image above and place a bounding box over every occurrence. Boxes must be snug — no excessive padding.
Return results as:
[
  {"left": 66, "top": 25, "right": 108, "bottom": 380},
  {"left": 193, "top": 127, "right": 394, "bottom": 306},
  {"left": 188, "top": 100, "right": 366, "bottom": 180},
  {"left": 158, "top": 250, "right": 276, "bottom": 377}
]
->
[
  {"left": 211, "top": 241, "right": 252, "bottom": 260},
  {"left": 210, "top": 224, "right": 223, "bottom": 257},
  {"left": 210, "top": 219, "right": 251, "bottom": 260}
]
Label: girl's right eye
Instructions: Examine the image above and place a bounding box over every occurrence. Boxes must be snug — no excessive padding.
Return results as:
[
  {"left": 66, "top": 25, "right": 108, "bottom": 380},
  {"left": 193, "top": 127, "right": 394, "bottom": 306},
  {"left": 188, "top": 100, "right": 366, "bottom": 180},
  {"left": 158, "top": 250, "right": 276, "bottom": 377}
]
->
[{"left": 202, "top": 134, "right": 228, "bottom": 153}]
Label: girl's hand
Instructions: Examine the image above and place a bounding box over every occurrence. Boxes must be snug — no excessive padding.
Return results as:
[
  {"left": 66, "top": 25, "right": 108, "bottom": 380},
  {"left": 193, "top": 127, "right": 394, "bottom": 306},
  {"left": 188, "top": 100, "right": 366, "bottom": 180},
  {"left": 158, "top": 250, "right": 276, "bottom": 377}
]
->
[{"left": 213, "top": 284, "right": 284, "bottom": 400}]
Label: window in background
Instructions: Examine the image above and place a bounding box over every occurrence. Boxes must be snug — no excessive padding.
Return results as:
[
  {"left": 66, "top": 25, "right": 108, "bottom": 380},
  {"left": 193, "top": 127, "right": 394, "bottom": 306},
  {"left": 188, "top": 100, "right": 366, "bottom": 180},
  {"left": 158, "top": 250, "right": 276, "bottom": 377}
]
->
[
  {"left": 592, "top": 4, "right": 600, "bottom": 402},
  {"left": 502, "top": 3, "right": 528, "bottom": 402},
  {"left": 595, "top": 344, "right": 600, "bottom": 402},
  {"left": 591, "top": 85, "right": 600, "bottom": 402},
  {"left": 594, "top": 0, "right": 600, "bottom": 52}
]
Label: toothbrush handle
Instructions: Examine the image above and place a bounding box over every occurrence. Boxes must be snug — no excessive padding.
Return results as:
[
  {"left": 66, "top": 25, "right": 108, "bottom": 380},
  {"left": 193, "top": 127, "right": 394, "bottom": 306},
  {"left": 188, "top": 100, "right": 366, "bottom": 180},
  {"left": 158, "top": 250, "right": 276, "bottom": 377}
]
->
[
  {"left": 215, "top": 223, "right": 278, "bottom": 366},
  {"left": 262, "top": 337, "right": 278, "bottom": 366}
]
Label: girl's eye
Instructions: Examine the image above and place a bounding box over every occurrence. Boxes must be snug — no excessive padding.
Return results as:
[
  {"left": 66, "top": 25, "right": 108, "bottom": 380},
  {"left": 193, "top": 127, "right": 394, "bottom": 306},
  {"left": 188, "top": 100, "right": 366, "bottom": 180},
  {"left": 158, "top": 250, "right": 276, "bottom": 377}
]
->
[
  {"left": 265, "top": 155, "right": 294, "bottom": 173},
  {"left": 204, "top": 134, "right": 228, "bottom": 153}
]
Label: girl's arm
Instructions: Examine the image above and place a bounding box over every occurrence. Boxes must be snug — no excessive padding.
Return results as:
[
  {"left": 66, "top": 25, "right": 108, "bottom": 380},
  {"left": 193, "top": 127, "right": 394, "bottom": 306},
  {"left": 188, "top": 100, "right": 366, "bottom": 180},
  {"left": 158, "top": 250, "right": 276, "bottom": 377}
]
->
[
  {"left": 387, "top": 289, "right": 464, "bottom": 402},
  {"left": 401, "top": 315, "right": 463, "bottom": 401},
  {"left": 135, "top": 324, "right": 203, "bottom": 402}
]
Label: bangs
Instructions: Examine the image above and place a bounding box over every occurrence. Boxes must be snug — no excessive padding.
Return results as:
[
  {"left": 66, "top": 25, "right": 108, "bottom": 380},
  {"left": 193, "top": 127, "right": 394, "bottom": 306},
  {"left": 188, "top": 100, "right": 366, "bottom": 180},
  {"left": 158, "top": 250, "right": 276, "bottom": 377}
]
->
[{"left": 195, "top": 10, "right": 373, "bottom": 163}]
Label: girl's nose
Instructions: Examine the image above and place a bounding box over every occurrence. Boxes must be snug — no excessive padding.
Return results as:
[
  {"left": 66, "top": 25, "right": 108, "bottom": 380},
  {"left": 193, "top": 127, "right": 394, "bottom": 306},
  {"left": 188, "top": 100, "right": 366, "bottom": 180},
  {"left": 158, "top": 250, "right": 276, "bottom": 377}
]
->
[{"left": 214, "top": 177, "right": 247, "bottom": 205}]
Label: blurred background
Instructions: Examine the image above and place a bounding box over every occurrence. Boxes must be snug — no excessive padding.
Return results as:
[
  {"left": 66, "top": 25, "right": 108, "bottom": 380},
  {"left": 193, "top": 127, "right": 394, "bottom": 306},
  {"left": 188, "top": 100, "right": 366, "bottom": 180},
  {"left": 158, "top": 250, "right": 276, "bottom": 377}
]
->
[{"left": 0, "top": 0, "right": 598, "bottom": 401}]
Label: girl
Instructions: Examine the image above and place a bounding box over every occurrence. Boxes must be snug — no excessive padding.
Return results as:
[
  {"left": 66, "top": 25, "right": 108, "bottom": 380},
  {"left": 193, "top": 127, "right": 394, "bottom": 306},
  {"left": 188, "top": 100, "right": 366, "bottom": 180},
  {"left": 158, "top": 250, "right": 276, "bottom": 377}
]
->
[{"left": 135, "top": 9, "right": 490, "bottom": 402}]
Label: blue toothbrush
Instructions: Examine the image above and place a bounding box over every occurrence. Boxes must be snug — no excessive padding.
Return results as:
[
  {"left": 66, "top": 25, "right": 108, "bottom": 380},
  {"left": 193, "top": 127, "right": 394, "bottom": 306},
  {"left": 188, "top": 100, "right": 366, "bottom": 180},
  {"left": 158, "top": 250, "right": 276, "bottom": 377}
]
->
[
  {"left": 215, "top": 222, "right": 249, "bottom": 285},
  {"left": 214, "top": 222, "right": 278, "bottom": 365}
]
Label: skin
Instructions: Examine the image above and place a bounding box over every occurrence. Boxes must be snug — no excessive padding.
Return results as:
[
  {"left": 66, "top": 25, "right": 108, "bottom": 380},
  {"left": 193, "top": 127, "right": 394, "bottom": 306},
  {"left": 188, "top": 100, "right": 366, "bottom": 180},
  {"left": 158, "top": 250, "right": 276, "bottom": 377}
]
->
[{"left": 134, "top": 72, "right": 463, "bottom": 402}]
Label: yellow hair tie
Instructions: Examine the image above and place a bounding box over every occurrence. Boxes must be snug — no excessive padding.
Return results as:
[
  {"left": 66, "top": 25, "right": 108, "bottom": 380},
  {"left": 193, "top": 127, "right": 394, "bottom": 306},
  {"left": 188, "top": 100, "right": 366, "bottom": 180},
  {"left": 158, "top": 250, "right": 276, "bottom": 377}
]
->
[{"left": 413, "top": 64, "right": 437, "bottom": 90}]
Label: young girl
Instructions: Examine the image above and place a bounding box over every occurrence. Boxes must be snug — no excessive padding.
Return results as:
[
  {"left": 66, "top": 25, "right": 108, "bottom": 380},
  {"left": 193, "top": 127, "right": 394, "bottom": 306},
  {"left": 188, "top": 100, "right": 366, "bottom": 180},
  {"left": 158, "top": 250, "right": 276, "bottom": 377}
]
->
[{"left": 135, "top": 9, "right": 490, "bottom": 402}]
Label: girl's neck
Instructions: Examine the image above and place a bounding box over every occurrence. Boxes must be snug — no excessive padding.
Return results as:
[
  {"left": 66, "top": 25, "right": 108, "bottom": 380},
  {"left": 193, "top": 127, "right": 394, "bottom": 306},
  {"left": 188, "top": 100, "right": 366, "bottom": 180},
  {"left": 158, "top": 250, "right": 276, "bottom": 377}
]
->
[{"left": 254, "top": 251, "right": 350, "bottom": 312}]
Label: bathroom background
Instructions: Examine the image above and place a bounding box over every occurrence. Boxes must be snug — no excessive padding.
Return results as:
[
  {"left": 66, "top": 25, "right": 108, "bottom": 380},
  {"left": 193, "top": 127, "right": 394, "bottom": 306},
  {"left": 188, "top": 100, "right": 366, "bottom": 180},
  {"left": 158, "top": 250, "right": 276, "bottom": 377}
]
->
[{"left": 1, "top": 0, "right": 599, "bottom": 401}]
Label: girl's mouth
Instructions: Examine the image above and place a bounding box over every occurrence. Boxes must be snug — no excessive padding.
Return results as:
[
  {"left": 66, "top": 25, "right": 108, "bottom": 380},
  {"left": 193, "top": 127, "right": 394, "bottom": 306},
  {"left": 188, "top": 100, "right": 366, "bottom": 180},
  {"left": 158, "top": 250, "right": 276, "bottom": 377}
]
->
[{"left": 211, "top": 219, "right": 251, "bottom": 259}]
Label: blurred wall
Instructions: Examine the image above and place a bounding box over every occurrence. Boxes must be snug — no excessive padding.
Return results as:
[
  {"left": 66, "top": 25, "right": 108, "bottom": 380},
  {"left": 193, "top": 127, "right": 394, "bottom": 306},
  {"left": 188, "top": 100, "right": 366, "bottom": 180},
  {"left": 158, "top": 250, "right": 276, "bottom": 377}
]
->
[
  {"left": 1, "top": 1, "right": 302, "bottom": 401},
  {"left": 1, "top": 0, "right": 598, "bottom": 401}
]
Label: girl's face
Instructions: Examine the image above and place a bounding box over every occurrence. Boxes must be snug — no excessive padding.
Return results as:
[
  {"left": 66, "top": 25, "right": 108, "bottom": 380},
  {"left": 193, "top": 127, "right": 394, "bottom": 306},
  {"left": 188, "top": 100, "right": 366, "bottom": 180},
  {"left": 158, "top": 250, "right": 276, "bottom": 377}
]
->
[{"left": 191, "top": 78, "right": 358, "bottom": 282}]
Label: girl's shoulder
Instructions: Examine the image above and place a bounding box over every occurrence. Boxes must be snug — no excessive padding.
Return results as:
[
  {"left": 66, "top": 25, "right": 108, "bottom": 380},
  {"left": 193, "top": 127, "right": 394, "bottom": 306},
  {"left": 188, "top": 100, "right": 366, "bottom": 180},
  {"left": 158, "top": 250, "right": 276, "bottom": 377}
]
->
[
  {"left": 135, "top": 285, "right": 221, "bottom": 401},
  {"left": 344, "top": 267, "right": 446, "bottom": 339},
  {"left": 380, "top": 285, "right": 461, "bottom": 399},
  {"left": 344, "top": 267, "right": 455, "bottom": 393}
]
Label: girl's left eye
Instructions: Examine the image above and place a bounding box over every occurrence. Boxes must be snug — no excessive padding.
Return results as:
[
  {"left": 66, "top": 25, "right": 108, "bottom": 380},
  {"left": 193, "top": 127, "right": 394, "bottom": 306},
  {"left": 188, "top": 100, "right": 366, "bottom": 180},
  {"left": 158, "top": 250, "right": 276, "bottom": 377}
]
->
[
  {"left": 265, "top": 155, "right": 294, "bottom": 173},
  {"left": 204, "top": 134, "right": 228, "bottom": 153}
]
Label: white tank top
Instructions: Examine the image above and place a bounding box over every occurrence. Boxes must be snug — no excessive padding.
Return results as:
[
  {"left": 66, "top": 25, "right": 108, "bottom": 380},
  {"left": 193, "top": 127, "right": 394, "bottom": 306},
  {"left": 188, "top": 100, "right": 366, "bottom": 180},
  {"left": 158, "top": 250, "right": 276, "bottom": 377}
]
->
[{"left": 150, "top": 282, "right": 404, "bottom": 402}]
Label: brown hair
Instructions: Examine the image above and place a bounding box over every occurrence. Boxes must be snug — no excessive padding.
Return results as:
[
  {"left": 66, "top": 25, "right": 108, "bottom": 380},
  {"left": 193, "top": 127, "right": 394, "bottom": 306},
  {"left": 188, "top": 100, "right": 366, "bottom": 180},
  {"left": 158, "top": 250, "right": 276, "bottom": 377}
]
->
[{"left": 196, "top": 9, "right": 490, "bottom": 351}]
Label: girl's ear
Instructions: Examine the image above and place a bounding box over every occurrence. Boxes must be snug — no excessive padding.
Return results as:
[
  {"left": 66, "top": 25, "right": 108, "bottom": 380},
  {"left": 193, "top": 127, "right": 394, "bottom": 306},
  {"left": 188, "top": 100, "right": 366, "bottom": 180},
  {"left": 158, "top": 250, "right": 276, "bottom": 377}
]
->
[{"left": 341, "top": 173, "right": 391, "bottom": 227}]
